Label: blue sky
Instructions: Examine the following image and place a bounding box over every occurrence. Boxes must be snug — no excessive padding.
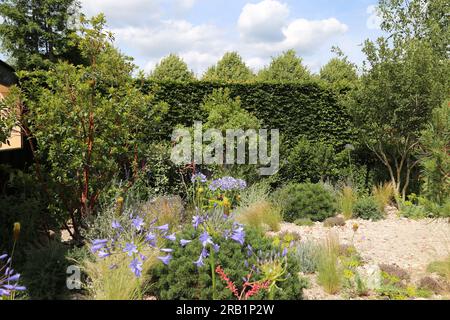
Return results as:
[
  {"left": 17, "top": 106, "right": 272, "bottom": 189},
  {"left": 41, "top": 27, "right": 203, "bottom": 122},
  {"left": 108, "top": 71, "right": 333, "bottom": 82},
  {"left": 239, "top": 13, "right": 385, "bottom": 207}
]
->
[{"left": 3, "top": 1, "right": 385, "bottom": 75}]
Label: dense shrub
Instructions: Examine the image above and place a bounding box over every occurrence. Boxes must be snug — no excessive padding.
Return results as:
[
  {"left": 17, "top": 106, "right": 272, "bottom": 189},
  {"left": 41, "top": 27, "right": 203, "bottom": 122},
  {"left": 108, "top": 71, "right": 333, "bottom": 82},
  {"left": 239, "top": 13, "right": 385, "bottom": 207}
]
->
[
  {"left": 21, "top": 241, "right": 70, "bottom": 300},
  {"left": 143, "top": 81, "right": 355, "bottom": 151},
  {"left": 273, "top": 183, "right": 337, "bottom": 222},
  {"left": 149, "top": 226, "right": 307, "bottom": 300},
  {"left": 353, "top": 197, "right": 384, "bottom": 221}
]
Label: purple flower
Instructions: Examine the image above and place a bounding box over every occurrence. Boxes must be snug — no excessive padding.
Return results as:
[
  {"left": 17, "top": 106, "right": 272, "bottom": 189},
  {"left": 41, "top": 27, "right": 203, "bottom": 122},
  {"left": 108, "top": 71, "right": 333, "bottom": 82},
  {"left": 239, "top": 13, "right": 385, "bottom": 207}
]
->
[
  {"left": 131, "top": 217, "right": 145, "bottom": 231},
  {"left": 199, "top": 231, "right": 213, "bottom": 247},
  {"left": 98, "top": 250, "right": 111, "bottom": 259},
  {"left": 191, "top": 172, "right": 207, "bottom": 183},
  {"left": 129, "top": 258, "right": 143, "bottom": 277},
  {"left": 91, "top": 239, "right": 108, "bottom": 254},
  {"left": 201, "top": 247, "right": 209, "bottom": 258},
  {"left": 156, "top": 224, "right": 169, "bottom": 232},
  {"left": 282, "top": 247, "right": 288, "bottom": 257},
  {"left": 208, "top": 176, "right": 247, "bottom": 191},
  {"left": 2, "top": 284, "right": 26, "bottom": 291},
  {"left": 160, "top": 248, "right": 173, "bottom": 253},
  {"left": 230, "top": 227, "right": 245, "bottom": 245},
  {"left": 180, "top": 239, "right": 192, "bottom": 247},
  {"left": 112, "top": 220, "right": 121, "bottom": 229},
  {"left": 192, "top": 215, "right": 203, "bottom": 229},
  {"left": 194, "top": 254, "right": 204, "bottom": 268},
  {"left": 145, "top": 232, "right": 156, "bottom": 246},
  {"left": 123, "top": 242, "right": 138, "bottom": 256},
  {"left": 158, "top": 254, "right": 172, "bottom": 266},
  {"left": 165, "top": 233, "right": 176, "bottom": 241},
  {"left": 247, "top": 244, "right": 253, "bottom": 257},
  {"left": 212, "top": 243, "right": 220, "bottom": 253},
  {"left": 0, "top": 254, "right": 8, "bottom": 260}
]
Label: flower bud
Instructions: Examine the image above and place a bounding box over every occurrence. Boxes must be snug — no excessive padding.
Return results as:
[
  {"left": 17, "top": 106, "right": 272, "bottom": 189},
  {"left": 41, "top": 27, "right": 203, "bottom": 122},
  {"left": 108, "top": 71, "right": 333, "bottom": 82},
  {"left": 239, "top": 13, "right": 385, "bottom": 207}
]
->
[{"left": 13, "top": 222, "right": 21, "bottom": 241}]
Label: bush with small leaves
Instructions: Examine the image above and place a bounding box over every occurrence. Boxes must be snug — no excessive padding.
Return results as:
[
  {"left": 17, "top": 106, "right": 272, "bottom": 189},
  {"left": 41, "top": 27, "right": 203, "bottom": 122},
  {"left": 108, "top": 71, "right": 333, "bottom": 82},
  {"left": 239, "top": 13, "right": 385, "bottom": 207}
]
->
[
  {"left": 273, "top": 183, "right": 337, "bottom": 222},
  {"left": 323, "top": 217, "right": 346, "bottom": 228},
  {"left": 353, "top": 197, "right": 384, "bottom": 221}
]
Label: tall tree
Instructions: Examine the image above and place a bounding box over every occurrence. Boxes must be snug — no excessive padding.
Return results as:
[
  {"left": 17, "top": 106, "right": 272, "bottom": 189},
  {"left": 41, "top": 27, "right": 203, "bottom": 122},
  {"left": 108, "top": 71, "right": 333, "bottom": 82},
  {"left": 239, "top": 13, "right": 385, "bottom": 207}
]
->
[
  {"left": 202, "top": 52, "right": 254, "bottom": 82},
  {"left": 8, "top": 15, "right": 166, "bottom": 240},
  {"left": 257, "top": 50, "right": 311, "bottom": 82},
  {"left": 0, "top": 0, "right": 82, "bottom": 70},
  {"left": 149, "top": 54, "right": 196, "bottom": 82},
  {"left": 351, "top": 38, "right": 448, "bottom": 200},
  {"left": 378, "top": 0, "right": 449, "bottom": 58},
  {"left": 320, "top": 48, "right": 358, "bottom": 92}
]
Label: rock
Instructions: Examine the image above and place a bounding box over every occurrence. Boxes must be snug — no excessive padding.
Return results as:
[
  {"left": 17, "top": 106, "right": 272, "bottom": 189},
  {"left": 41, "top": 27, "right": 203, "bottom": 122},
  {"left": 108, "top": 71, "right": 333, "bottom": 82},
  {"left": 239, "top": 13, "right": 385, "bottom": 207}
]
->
[
  {"left": 323, "top": 217, "right": 346, "bottom": 228},
  {"left": 356, "top": 264, "right": 382, "bottom": 290}
]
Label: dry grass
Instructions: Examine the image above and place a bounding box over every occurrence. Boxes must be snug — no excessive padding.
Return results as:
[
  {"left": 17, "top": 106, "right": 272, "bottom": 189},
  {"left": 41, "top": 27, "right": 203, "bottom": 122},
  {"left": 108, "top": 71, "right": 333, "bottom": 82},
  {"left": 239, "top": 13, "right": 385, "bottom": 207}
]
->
[
  {"left": 372, "top": 182, "right": 395, "bottom": 213},
  {"left": 82, "top": 249, "right": 158, "bottom": 300},
  {"left": 140, "top": 196, "right": 184, "bottom": 229},
  {"left": 339, "top": 185, "right": 357, "bottom": 220},
  {"left": 317, "top": 232, "right": 342, "bottom": 294},
  {"left": 236, "top": 200, "right": 282, "bottom": 232}
]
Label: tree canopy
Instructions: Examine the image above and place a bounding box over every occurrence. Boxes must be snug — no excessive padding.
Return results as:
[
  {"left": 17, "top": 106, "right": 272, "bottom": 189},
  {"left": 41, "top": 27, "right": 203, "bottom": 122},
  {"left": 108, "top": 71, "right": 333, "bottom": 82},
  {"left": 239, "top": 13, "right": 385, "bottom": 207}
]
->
[
  {"left": 257, "top": 50, "right": 311, "bottom": 82},
  {"left": 202, "top": 52, "right": 254, "bottom": 82},
  {"left": 149, "top": 54, "right": 196, "bottom": 82}
]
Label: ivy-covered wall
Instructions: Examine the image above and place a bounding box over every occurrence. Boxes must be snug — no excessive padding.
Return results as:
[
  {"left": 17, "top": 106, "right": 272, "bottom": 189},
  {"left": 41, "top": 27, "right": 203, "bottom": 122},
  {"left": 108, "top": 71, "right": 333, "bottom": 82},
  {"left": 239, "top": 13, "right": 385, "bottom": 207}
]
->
[{"left": 143, "top": 81, "right": 355, "bottom": 151}]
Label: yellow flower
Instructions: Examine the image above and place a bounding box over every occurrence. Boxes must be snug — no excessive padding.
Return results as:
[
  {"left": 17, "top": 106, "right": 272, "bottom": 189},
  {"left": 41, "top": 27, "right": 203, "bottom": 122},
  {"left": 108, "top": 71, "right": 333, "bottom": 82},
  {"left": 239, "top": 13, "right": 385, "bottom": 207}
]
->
[
  {"left": 13, "top": 222, "right": 21, "bottom": 241},
  {"left": 352, "top": 223, "right": 359, "bottom": 232},
  {"left": 197, "top": 187, "right": 204, "bottom": 194},
  {"left": 223, "top": 197, "right": 231, "bottom": 208}
]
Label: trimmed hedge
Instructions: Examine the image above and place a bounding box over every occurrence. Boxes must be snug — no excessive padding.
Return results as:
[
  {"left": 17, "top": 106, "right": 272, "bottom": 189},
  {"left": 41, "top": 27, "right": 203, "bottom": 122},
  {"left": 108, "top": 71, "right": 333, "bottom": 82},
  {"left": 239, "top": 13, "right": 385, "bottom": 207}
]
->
[{"left": 142, "top": 81, "right": 355, "bottom": 151}]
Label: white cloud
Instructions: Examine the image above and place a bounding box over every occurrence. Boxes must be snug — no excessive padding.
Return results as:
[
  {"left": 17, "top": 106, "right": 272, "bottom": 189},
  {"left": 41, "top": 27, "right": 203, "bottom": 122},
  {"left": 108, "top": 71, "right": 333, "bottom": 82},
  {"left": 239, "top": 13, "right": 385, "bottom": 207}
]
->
[
  {"left": 238, "top": 0, "right": 289, "bottom": 42},
  {"left": 176, "top": 0, "right": 198, "bottom": 10},
  {"left": 80, "top": 0, "right": 161, "bottom": 27},
  {"left": 366, "top": 5, "right": 382, "bottom": 30}
]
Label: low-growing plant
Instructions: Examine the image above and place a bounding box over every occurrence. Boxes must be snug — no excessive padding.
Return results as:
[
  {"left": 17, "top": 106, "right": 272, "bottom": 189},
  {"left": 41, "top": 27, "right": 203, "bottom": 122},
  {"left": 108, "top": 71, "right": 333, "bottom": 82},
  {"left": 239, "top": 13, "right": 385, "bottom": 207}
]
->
[
  {"left": 338, "top": 185, "right": 357, "bottom": 220},
  {"left": 149, "top": 215, "right": 307, "bottom": 300},
  {"left": 353, "top": 197, "right": 384, "bottom": 221},
  {"left": 273, "top": 183, "right": 337, "bottom": 222},
  {"left": 293, "top": 218, "right": 315, "bottom": 227},
  {"left": 372, "top": 182, "right": 394, "bottom": 212},
  {"left": 427, "top": 255, "right": 450, "bottom": 283},
  {"left": 236, "top": 201, "right": 282, "bottom": 232},
  {"left": 317, "top": 233, "right": 342, "bottom": 294},
  {"left": 293, "top": 241, "right": 320, "bottom": 274},
  {"left": 21, "top": 241, "right": 69, "bottom": 300}
]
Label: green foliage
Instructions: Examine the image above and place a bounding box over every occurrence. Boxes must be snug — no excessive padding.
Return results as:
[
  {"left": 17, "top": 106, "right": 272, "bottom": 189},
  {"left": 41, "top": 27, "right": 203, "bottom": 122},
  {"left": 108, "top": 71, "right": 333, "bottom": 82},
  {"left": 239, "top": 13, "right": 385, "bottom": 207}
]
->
[
  {"left": 144, "top": 81, "right": 355, "bottom": 156},
  {"left": 372, "top": 182, "right": 394, "bottom": 212},
  {"left": 149, "top": 54, "right": 196, "bottom": 82},
  {"left": 21, "top": 241, "right": 70, "bottom": 300},
  {"left": 257, "top": 50, "right": 311, "bottom": 82},
  {"left": 0, "top": 0, "right": 83, "bottom": 70},
  {"left": 427, "top": 256, "right": 450, "bottom": 283},
  {"left": 293, "top": 241, "right": 320, "bottom": 273},
  {"left": 353, "top": 197, "right": 384, "bottom": 221},
  {"left": 317, "top": 234, "right": 342, "bottom": 294},
  {"left": 399, "top": 194, "right": 430, "bottom": 219},
  {"left": 350, "top": 36, "right": 449, "bottom": 200},
  {"left": 149, "top": 226, "right": 306, "bottom": 300},
  {"left": 11, "top": 16, "right": 166, "bottom": 238},
  {"left": 293, "top": 218, "right": 314, "bottom": 227},
  {"left": 202, "top": 52, "right": 254, "bottom": 82},
  {"left": 319, "top": 48, "right": 358, "bottom": 92},
  {"left": 418, "top": 101, "right": 450, "bottom": 211},
  {"left": 338, "top": 185, "right": 357, "bottom": 219},
  {"left": 281, "top": 137, "right": 342, "bottom": 183},
  {"left": 273, "top": 183, "right": 337, "bottom": 222}
]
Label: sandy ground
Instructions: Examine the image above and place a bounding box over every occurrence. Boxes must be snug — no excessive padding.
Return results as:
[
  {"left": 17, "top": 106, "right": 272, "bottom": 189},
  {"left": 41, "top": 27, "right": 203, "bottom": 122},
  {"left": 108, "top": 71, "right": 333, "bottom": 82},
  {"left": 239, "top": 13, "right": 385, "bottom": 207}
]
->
[{"left": 272, "top": 209, "right": 450, "bottom": 299}]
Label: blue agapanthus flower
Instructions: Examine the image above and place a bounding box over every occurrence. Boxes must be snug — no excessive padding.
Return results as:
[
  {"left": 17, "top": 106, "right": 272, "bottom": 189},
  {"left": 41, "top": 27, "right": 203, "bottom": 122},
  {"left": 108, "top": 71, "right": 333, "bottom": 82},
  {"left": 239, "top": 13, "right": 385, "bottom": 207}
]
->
[
  {"left": 123, "top": 242, "right": 138, "bottom": 256},
  {"left": 191, "top": 172, "right": 207, "bottom": 183},
  {"left": 0, "top": 253, "right": 26, "bottom": 297},
  {"left": 209, "top": 176, "right": 247, "bottom": 191},
  {"left": 131, "top": 217, "right": 145, "bottom": 231},
  {"left": 230, "top": 226, "right": 245, "bottom": 245},
  {"left": 129, "top": 258, "right": 143, "bottom": 277},
  {"left": 158, "top": 254, "right": 172, "bottom": 266}
]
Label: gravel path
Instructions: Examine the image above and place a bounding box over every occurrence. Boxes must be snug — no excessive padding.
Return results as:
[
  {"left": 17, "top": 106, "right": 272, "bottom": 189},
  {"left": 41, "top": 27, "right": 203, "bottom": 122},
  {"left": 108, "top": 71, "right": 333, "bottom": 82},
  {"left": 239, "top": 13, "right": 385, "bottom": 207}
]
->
[{"left": 277, "top": 212, "right": 450, "bottom": 280}]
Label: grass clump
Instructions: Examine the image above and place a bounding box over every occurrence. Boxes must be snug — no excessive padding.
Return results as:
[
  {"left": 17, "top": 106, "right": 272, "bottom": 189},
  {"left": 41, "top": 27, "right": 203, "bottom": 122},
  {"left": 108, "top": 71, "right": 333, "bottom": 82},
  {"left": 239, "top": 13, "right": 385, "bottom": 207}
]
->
[
  {"left": 353, "top": 197, "right": 384, "bottom": 221},
  {"left": 372, "top": 182, "right": 394, "bottom": 212},
  {"left": 427, "top": 255, "right": 450, "bottom": 282},
  {"left": 317, "top": 233, "right": 342, "bottom": 294},
  {"left": 338, "top": 185, "right": 357, "bottom": 220}
]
